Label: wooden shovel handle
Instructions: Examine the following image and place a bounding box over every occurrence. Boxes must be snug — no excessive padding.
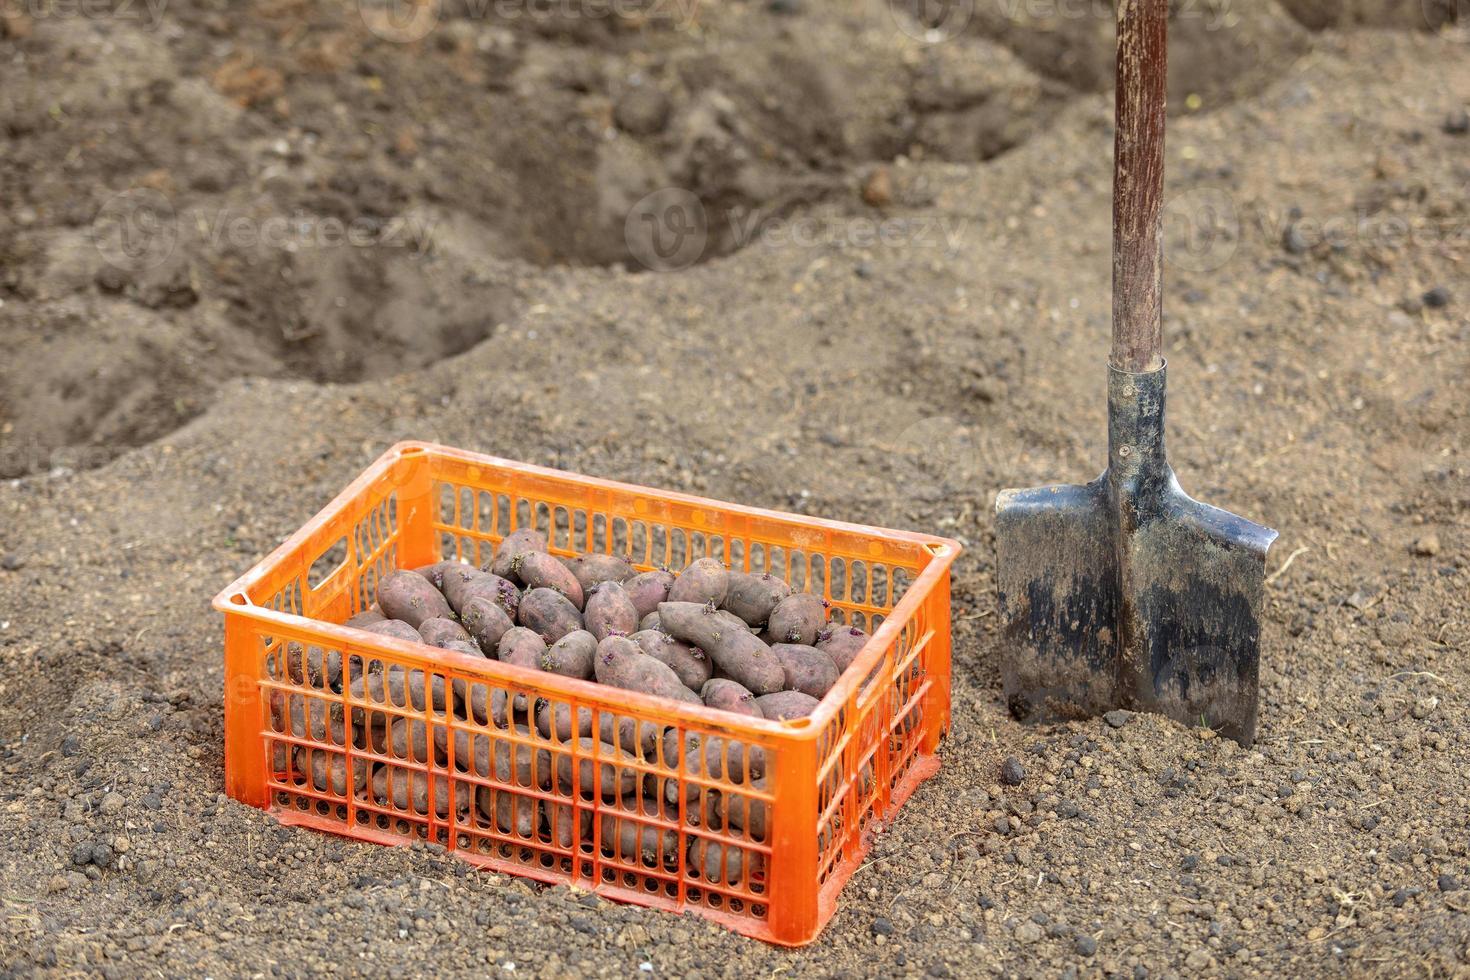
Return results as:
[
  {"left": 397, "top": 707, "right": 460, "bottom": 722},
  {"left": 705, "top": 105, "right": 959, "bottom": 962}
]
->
[{"left": 1111, "top": 0, "right": 1167, "bottom": 374}]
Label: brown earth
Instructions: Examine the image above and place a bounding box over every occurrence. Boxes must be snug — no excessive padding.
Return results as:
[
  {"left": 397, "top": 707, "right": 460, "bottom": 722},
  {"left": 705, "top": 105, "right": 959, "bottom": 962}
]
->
[{"left": 1, "top": 1, "right": 1469, "bottom": 976}]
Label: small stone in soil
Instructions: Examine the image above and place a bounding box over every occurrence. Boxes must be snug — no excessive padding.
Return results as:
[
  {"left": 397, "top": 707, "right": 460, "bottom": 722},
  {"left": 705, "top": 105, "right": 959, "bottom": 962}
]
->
[
  {"left": 1103, "top": 709, "right": 1132, "bottom": 729},
  {"left": 872, "top": 917, "right": 895, "bottom": 937},
  {"left": 1438, "top": 874, "right": 1460, "bottom": 892},
  {"left": 1075, "top": 934, "right": 1098, "bottom": 957},
  {"left": 1411, "top": 534, "right": 1441, "bottom": 557},
  {"left": 1000, "top": 757, "right": 1025, "bottom": 786},
  {"left": 1422, "top": 287, "right": 1451, "bottom": 309}
]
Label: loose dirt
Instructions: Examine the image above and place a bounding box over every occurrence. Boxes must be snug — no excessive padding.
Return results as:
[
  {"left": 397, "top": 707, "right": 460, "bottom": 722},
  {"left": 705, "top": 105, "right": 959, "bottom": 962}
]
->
[{"left": 1, "top": 2, "right": 1467, "bottom": 976}]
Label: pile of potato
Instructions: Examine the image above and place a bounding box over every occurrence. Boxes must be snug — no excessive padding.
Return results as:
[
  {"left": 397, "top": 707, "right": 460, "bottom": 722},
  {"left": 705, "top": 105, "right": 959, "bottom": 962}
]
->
[{"left": 271, "top": 529, "right": 874, "bottom": 880}]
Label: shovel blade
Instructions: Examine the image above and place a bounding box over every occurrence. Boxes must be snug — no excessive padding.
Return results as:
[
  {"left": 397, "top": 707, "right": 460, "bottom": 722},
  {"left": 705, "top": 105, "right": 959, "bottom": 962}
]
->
[
  {"left": 995, "top": 478, "right": 1119, "bottom": 724},
  {"left": 996, "top": 473, "right": 1276, "bottom": 746},
  {"left": 1118, "top": 485, "right": 1277, "bottom": 744}
]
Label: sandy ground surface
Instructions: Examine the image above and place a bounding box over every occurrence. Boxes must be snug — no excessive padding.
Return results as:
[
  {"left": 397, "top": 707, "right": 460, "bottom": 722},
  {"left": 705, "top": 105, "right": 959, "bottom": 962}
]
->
[{"left": 1, "top": 1, "right": 1469, "bottom": 976}]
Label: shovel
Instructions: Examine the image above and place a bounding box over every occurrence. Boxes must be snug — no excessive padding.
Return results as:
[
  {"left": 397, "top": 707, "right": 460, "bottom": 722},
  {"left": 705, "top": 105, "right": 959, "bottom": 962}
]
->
[{"left": 993, "top": 0, "right": 1277, "bottom": 746}]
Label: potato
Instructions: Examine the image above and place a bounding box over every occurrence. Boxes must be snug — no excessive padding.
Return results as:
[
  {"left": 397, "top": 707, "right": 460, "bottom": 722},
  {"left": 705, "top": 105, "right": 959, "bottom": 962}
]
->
[
  {"left": 510, "top": 551, "right": 584, "bottom": 609},
  {"left": 294, "top": 747, "right": 366, "bottom": 796},
  {"left": 755, "top": 690, "right": 820, "bottom": 721},
  {"left": 283, "top": 642, "right": 343, "bottom": 691},
  {"left": 462, "top": 596, "right": 515, "bottom": 654},
  {"left": 563, "top": 552, "right": 636, "bottom": 592},
  {"left": 344, "top": 608, "right": 386, "bottom": 629},
  {"left": 544, "top": 800, "right": 592, "bottom": 849},
  {"left": 453, "top": 678, "right": 510, "bottom": 729},
  {"left": 517, "top": 587, "right": 583, "bottom": 643},
  {"left": 766, "top": 592, "right": 829, "bottom": 646},
  {"left": 411, "top": 560, "right": 456, "bottom": 591},
  {"left": 668, "top": 557, "right": 729, "bottom": 605},
  {"left": 699, "top": 678, "right": 764, "bottom": 719},
  {"left": 475, "top": 786, "right": 537, "bottom": 837},
  {"left": 594, "top": 635, "right": 699, "bottom": 704},
  {"left": 583, "top": 581, "right": 639, "bottom": 641},
  {"left": 418, "top": 616, "right": 471, "bottom": 648},
  {"left": 770, "top": 643, "right": 839, "bottom": 699},
  {"left": 656, "top": 601, "right": 750, "bottom": 650},
  {"left": 554, "top": 737, "right": 643, "bottom": 801},
  {"left": 361, "top": 619, "right": 423, "bottom": 645},
  {"left": 371, "top": 766, "right": 468, "bottom": 818},
  {"left": 496, "top": 626, "right": 548, "bottom": 671},
  {"left": 687, "top": 836, "right": 761, "bottom": 886},
  {"left": 534, "top": 701, "right": 661, "bottom": 759},
  {"left": 376, "top": 570, "right": 453, "bottom": 629},
  {"left": 631, "top": 629, "right": 710, "bottom": 691},
  {"left": 487, "top": 528, "right": 548, "bottom": 578},
  {"left": 438, "top": 565, "right": 517, "bottom": 618},
  {"left": 541, "top": 629, "right": 596, "bottom": 680},
  {"left": 816, "top": 624, "right": 870, "bottom": 672},
  {"left": 721, "top": 571, "right": 792, "bottom": 627},
  {"left": 437, "top": 725, "right": 551, "bottom": 789},
  {"left": 600, "top": 807, "right": 679, "bottom": 868},
  {"left": 349, "top": 663, "right": 446, "bottom": 713},
  {"left": 638, "top": 610, "right": 662, "bottom": 632},
  {"left": 383, "top": 716, "right": 433, "bottom": 764},
  {"left": 622, "top": 569, "right": 675, "bottom": 619},
  {"left": 708, "top": 629, "right": 786, "bottom": 697},
  {"left": 716, "top": 788, "right": 769, "bottom": 841},
  {"left": 277, "top": 692, "right": 346, "bottom": 745},
  {"left": 660, "top": 729, "right": 765, "bottom": 803}
]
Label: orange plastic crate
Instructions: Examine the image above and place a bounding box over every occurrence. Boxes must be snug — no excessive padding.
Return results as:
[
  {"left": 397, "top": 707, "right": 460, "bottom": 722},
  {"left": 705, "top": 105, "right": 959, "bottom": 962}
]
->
[{"left": 215, "top": 442, "right": 960, "bottom": 945}]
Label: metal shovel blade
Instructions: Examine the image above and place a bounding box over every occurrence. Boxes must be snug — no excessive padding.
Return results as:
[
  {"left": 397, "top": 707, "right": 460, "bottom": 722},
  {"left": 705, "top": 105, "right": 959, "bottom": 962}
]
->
[{"left": 995, "top": 365, "right": 1277, "bottom": 745}]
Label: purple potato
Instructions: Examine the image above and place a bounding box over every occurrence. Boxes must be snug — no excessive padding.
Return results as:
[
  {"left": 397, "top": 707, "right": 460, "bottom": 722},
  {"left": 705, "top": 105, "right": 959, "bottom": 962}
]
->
[
  {"left": 563, "top": 552, "right": 636, "bottom": 594},
  {"left": 583, "top": 581, "right": 639, "bottom": 642},
  {"left": 668, "top": 557, "right": 729, "bottom": 605},
  {"left": 411, "top": 561, "right": 456, "bottom": 591},
  {"left": 553, "top": 737, "right": 642, "bottom": 801},
  {"left": 699, "top": 678, "right": 764, "bottom": 719},
  {"left": 510, "top": 550, "right": 584, "bottom": 609},
  {"left": 418, "top": 616, "right": 471, "bottom": 648},
  {"left": 754, "top": 690, "right": 820, "bottom": 721},
  {"left": 462, "top": 596, "right": 515, "bottom": 654},
  {"left": 371, "top": 766, "right": 468, "bottom": 819},
  {"left": 659, "top": 729, "right": 764, "bottom": 803},
  {"left": 688, "top": 836, "right": 761, "bottom": 885},
  {"left": 622, "top": 569, "right": 676, "bottom": 619},
  {"left": 376, "top": 570, "right": 452, "bottom": 629},
  {"left": 361, "top": 619, "right": 423, "bottom": 645},
  {"left": 496, "top": 626, "right": 548, "bottom": 672},
  {"left": 295, "top": 747, "right": 366, "bottom": 797},
  {"left": 766, "top": 592, "right": 829, "bottom": 646},
  {"left": 487, "top": 528, "right": 548, "bottom": 578},
  {"left": 631, "top": 629, "right": 710, "bottom": 691},
  {"left": 655, "top": 602, "right": 750, "bottom": 651},
  {"left": 517, "top": 587, "right": 583, "bottom": 643},
  {"left": 593, "top": 635, "right": 698, "bottom": 703},
  {"left": 436, "top": 725, "right": 551, "bottom": 788},
  {"left": 534, "top": 701, "right": 661, "bottom": 759},
  {"left": 707, "top": 629, "right": 785, "bottom": 696},
  {"left": 721, "top": 571, "right": 792, "bottom": 627},
  {"left": 441, "top": 565, "right": 520, "bottom": 619},
  {"left": 345, "top": 607, "right": 386, "bottom": 629},
  {"left": 476, "top": 785, "right": 537, "bottom": 837},
  {"left": 541, "top": 629, "right": 596, "bottom": 680},
  {"left": 816, "top": 624, "right": 871, "bottom": 672},
  {"left": 770, "top": 643, "right": 839, "bottom": 699},
  {"left": 599, "top": 807, "right": 679, "bottom": 868}
]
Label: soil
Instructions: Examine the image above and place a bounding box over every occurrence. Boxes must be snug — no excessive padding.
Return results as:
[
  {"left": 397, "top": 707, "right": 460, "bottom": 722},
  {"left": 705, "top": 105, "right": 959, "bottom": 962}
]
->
[{"left": 2, "top": 1, "right": 1469, "bottom": 976}]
